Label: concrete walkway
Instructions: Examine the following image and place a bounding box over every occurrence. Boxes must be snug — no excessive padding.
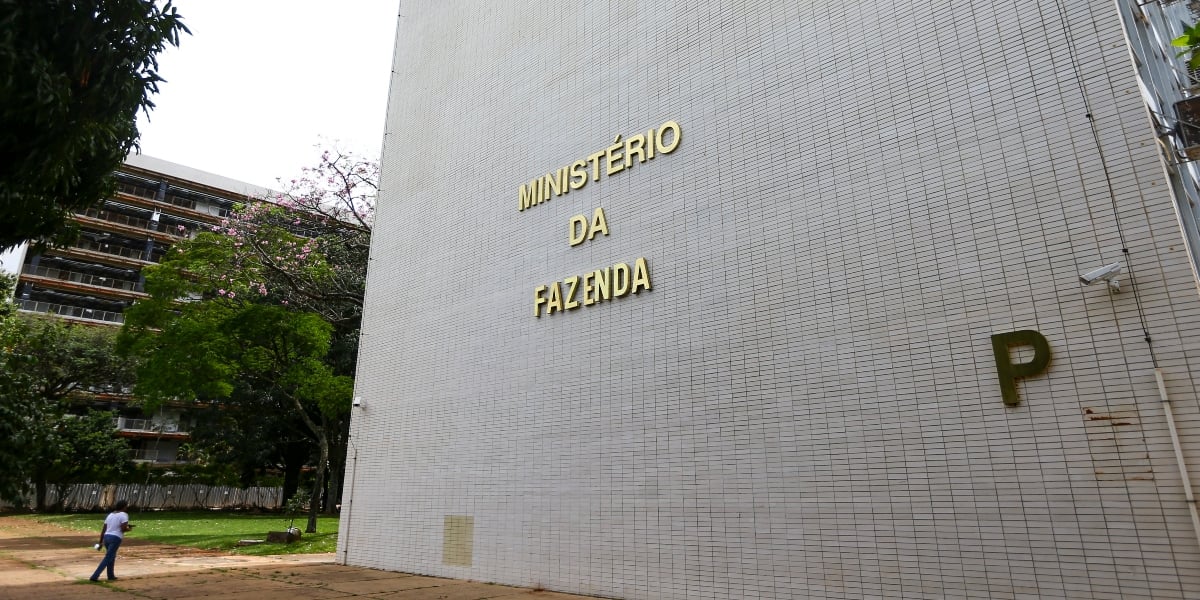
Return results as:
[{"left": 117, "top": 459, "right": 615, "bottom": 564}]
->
[{"left": 0, "top": 516, "right": 604, "bottom": 600}]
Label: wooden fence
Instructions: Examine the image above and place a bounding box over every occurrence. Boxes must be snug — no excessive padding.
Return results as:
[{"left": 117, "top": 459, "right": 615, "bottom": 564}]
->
[{"left": 1, "top": 483, "right": 283, "bottom": 511}]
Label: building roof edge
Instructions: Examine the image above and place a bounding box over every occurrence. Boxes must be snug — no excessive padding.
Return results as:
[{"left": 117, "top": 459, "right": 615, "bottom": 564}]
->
[{"left": 124, "top": 154, "right": 276, "bottom": 200}]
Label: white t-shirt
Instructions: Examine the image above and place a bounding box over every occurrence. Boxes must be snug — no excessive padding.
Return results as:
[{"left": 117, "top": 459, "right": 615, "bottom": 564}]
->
[{"left": 103, "top": 511, "right": 129, "bottom": 539}]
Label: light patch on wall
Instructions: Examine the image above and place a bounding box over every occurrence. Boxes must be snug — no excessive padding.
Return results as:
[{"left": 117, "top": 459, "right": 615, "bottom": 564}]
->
[{"left": 442, "top": 515, "right": 474, "bottom": 566}]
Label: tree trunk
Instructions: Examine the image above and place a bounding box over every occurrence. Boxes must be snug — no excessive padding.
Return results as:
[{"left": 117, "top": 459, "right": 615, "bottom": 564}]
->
[
  {"left": 305, "top": 430, "right": 328, "bottom": 533},
  {"left": 281, "top": 441, "right": 307, "bottom": 504},
  {"left": 284, "top": 392, "right": 329, "bottom": 533},
  {"left": 51, "top": 482, "right": 70, "bottom": 512},
  {"left": 34, "top": 476, "right": 47, "bottom": 512},
  {"left": 325, "top": 417, "right": 347, "bottom": 514},
  {"left": 325, "top": 461, "right": 340, "bottom": 515},
  {"left": 239, "top": 464, "right": 257, "bottom": 488}
]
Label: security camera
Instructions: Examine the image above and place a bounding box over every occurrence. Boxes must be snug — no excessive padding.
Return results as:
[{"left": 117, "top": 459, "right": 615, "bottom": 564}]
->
[
  {"left": 352, "top": 396, "right": 363, "bottom": 408},
  {"left": 1079, "top": 262, "right": 1122, "bottom": 292}
]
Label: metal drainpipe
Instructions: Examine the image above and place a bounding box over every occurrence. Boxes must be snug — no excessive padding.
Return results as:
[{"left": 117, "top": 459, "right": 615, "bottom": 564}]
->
[
  {"left": 1155, "top": 368, "right": 1200, "bottom": 549},
  {"left": 340, "top": 442, "right": 358, "bottom": 565}
]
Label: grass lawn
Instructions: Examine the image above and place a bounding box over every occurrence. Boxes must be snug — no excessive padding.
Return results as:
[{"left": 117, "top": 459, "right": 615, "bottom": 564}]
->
[{"left": 22, "top": 511, "right": 339, "bottom": 556}]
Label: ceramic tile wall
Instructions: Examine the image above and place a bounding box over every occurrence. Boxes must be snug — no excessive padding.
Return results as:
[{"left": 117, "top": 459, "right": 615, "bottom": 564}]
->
[{"left": 340, "top": 2, "right": 1200, "bottom": 598}]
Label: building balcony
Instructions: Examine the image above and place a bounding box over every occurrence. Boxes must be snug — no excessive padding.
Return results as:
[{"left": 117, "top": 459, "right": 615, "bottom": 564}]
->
[
  {"left": 129, "top": 448, "right": 190, "bottom": 464},
  {"left": 22, "top": 264, "right": 141, "bottom": 294},
  {"left": 62, "top": 237, "right": 155, "bottom": 267},
  {"left": 114, "top": 417, "right": 189, "bottom": 438},
  {"left": 114, "top": 191, "right": 226, "bottom": 225},
  {"left": 115, "top": 417, "right": 180, "bottom": 433},
  {"left": 74, "top": 208, "right": 194, "bottom": 244},
  {"left": 17, "top": 299, "right": 125, "bottom": 325},
  {"left": 18, "top": 269, "right": 147, "bottom": 302},
  {"left": 116, "top": 179, "right": 159, "bottom": 202}
]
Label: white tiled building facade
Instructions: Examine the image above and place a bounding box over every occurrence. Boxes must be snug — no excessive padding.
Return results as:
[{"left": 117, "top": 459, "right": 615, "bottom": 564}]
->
[{"left": 341, "top": 1, "right": 1200, "bottom": 598}]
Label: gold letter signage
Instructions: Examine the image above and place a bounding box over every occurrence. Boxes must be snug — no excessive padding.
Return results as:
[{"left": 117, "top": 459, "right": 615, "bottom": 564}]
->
[
  {"left": 518, "top": 121, "right": 681, "bottom": 212},
  {"left": 991, "top": 330, "right": 1052, "bottom": 406},
  {"left": 568, "top": 207, "right": 609, "bottom": 246},
  {"left": 521, "top": 121, "right": 679, "bottom": 317},
  {"left": 534, "top": 258, "right": 651, "bottom": 317}
]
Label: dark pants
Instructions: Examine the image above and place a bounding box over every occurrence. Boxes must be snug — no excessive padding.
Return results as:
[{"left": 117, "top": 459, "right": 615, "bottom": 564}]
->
[{"left": 90, "top": 534, "right": 122, "bottom": 580}]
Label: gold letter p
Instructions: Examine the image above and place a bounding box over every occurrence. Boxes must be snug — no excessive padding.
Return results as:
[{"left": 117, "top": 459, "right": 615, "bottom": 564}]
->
[{"left": 991, "top": 330, "right": 1052, "bottom": 407}]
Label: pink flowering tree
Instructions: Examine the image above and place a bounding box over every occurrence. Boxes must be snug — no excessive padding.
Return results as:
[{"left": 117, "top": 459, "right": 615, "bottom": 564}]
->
[
  {"left": 209, "top": 148, "right": 376, "bottom": 328},
  {"left": 120, "top": 148, "right": 375, "bottom": 529}
]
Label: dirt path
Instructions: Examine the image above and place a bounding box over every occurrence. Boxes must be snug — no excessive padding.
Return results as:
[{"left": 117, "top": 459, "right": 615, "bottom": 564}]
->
[{"left": 0, "top": 516, "right": 602, "bottom": 600}]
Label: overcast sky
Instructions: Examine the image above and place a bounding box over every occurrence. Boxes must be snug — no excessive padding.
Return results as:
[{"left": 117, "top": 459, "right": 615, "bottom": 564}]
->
[{"left": 134, "top": 1, "right": 399, "bottom": 189}]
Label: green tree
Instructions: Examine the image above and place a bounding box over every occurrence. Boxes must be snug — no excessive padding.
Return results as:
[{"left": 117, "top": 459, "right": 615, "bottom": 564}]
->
[
  {"left": 0, "top": 274, "right": 13, "bottom": 318},
  {"left": 123, "top": 292, "right": 352, "bottom": 532},
  {"left": 128, "top": 148, "right": 372, "bottom": 513},
  {"left": 0, "top": 0, "right": 188, "bottom": 251},
  {"left": 0, "top": 274, "right": 31, "bottom": 504},
  {"left": 184, "top": 379, "right": 315, "bottom": 497},
  {"left": 1174, "top": 22, "right": 1200, "bottom": 71},
  {"left": 38, "top": 409, "right": 133, "bottom": 510},
  {"left": 120, "top": 148, "right": 371, "bottom": 525},
  {"left": 0, "top": 314, "right": 136, "bottom": 509}
]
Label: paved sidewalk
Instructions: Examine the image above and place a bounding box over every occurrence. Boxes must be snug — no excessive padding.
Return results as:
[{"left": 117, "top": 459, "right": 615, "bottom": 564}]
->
[{"left": 0, "top": 516, "right": 605, "bottom": 600}]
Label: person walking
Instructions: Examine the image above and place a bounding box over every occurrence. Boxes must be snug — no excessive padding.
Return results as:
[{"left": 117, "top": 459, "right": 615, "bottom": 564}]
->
[{"left": 90, "top": 499, "right": 133, "bottom": 582}]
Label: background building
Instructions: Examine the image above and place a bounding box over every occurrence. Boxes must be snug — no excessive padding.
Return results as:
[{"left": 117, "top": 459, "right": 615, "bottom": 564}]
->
[
  {"left": 2, "top": 155, "right": 268, "bottom": 465},
  {"left": 342, "top": 1, "right": 1200, "bottom": 598}
]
